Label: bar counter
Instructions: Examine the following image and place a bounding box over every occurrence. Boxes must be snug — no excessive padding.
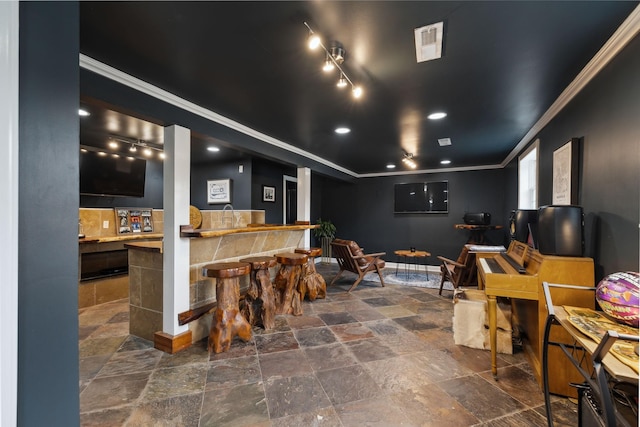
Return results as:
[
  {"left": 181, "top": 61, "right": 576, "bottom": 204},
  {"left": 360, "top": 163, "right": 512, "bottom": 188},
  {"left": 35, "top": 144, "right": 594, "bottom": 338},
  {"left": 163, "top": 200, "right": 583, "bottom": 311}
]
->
[
  {"left": 180, "top": 223, "right": 317, "bottom": 238},
  {"left": 126, "top": 223, "right": 317, "bottom": 345}
]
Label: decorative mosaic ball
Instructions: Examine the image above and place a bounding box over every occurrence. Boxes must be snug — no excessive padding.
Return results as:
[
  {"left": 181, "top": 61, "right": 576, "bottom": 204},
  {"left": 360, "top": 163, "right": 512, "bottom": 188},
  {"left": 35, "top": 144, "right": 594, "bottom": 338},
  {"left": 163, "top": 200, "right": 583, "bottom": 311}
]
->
[{"left": 596, "top": 271, "right": 639, "bottom": 327}]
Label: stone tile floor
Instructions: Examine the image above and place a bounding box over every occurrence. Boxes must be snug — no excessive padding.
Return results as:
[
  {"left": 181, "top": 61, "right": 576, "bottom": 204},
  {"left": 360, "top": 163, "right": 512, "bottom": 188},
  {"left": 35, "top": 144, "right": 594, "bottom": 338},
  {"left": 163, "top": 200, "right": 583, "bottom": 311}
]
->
[{"left": 79, "top": 264, "right": 579, "bottom": 426}]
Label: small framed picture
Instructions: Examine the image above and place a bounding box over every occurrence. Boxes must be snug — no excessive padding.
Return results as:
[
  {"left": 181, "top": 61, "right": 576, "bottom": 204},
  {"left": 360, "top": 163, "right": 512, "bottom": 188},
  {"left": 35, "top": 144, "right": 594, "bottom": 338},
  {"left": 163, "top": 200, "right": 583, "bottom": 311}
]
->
[
  {"left": 262, "top": 185, "right": 276, "bottom": 203},
  {"left": 207, "top": 179, "right": 231, "bottom": 204}
]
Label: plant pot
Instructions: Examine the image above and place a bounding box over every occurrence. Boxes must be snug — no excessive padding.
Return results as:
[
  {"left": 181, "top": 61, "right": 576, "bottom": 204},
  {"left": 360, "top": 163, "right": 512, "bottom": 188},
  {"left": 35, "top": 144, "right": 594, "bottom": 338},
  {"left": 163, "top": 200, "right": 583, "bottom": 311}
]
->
[{"left": 321, "top": 236, "right": 332, "bottom": 264}]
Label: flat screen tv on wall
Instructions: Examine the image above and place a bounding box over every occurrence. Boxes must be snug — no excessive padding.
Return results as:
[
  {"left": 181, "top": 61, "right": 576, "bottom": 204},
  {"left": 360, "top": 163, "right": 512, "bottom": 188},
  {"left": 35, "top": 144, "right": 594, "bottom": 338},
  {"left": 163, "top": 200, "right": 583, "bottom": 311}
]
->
[
  {"left": 394, "top": 181, "right": 448, "bottom": 213},
  {"left": 80, "top": 149, "right": 147, "bottom": 197}
]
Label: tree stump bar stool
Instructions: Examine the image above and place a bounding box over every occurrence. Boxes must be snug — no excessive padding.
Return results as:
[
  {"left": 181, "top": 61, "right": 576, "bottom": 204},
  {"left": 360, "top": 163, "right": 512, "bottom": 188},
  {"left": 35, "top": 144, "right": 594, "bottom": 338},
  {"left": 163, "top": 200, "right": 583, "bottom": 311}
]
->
[
  {"left": 239, "top": 256, "right": 277, "bottom": 330},
  {"left": 274, "top": 252, "right": 307, "bottom": 316},
  {"left": 294, "top": 247, "right": 326, "bottom": 301},
  {"left": 201, "top": 262, "right": 252, "bottom": 354}
]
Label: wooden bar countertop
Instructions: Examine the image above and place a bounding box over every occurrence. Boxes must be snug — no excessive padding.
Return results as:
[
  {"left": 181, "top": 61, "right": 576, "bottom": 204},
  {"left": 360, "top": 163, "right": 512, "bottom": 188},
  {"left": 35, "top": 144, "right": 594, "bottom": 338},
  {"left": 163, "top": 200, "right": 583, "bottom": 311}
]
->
[
  {"left": 180, "top": 223, "right": 317, "bottom": 238},
  {"left": 79, "top": 233, "right": 163, "bottom": 244}
]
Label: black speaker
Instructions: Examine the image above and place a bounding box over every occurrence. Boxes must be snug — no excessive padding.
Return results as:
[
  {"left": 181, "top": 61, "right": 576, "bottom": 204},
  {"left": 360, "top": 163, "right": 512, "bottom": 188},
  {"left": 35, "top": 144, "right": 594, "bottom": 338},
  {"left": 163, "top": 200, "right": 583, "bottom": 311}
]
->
[
  {"left": 510, "top": 209, "right": 537, "bottom": 243},
  {"left": 463, "top": 212, "right": 491, "bottom": 225},
  {"left": 537, "top": 205, "right": 584, "bottom": 257}
]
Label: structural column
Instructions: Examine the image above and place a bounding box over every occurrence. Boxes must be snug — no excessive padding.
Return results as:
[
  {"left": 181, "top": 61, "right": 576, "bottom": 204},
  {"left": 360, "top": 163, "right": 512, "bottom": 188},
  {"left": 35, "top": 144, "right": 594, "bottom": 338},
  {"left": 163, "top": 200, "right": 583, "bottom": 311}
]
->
[
  {"left": 297, "top": 167, "right": 311, "bottom": 247},
  {"left": 157, "top": 124, "right": 192, "bottom": 353}
]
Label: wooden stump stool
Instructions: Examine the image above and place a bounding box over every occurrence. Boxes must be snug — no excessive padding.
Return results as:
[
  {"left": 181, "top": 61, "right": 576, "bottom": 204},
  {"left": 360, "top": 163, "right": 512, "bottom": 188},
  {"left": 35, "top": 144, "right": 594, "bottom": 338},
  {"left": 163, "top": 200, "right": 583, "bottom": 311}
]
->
[
  {"left": 274, "top": 252, "right": 307, "bottom": 316},
  {"left": 239, "top": 256, "right": 277, "bottom": 330},
  {"left": 202, "top": 262, "right": 252, "bottom": 354},
  {"left": 295, "top": 247, "right": 326, "bottom": 301}
]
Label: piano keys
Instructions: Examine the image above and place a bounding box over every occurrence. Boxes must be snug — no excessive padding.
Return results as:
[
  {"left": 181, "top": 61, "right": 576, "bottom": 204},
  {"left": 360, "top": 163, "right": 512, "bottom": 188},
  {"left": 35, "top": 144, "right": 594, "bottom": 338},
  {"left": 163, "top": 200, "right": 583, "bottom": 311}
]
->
[{"left": 476, "top": 240, "right": 595, "bottom": 397}]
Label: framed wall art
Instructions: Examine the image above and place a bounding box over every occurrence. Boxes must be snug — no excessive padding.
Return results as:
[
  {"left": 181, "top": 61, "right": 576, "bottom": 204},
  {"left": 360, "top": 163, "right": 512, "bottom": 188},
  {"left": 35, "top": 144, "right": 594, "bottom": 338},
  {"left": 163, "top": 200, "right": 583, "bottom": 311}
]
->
[
  {"left": 207, "top": 179, "right": 231, "bottom": 204},
  {"left": 115, "top": 208, "right": 154, "bottom": 234},
  {"left": 552, "top": 138, "right": 580, "bottom": 205},
  {"left": 262, "top": 185, "right": 276, "bottom": 202}
]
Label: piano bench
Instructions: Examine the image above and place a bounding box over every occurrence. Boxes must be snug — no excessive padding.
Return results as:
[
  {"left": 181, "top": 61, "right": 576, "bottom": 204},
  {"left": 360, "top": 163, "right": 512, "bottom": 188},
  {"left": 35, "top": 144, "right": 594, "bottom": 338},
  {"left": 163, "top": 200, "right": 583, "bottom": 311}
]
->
[{"left": 453, "top": 290, "right": 513, "bottom": 354}]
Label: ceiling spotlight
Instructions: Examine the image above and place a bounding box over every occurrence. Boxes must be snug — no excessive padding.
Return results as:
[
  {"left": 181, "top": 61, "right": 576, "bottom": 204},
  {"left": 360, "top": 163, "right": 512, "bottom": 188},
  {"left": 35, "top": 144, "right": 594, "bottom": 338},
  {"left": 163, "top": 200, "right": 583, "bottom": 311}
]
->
[
  {"left": 386, "top": 164, "right": 396, "bottom": 169},
  {"left": 78, "top": 108, "right": 90, "bottom": 117},
  {"left": 207, "top": 146, "right": 220, "bottom": 152},
  {"left": 337, "top": 74, "right": 348, "bottom": 88},
  {"left": 158, "top": 152, "right": 166, "bottom": 160},
  {"left": 352, "top": 86, "right": 363, "bottom": 99},
  {"left": 335, "top": 127, "right": 350, "bottom": 134},
  {"left": 440, "top": 159, "right": 451, "bottom": 165},
  {"left": 143, "top": 147, "right": 153, "bottom": 157},
  {"left": 108, "top": 141, "right": 119, "bottom": 149},
  {"left": 322, "top": 52, "right": 335, "bottom": 72},
  {"left": 308, "top": 32, "right": 321, "bottom": 50},
  {"left": 129, "top": 144, "right": 137, "bottom": 152},
  {"left": 428, "top": 112, "right": 447, "bottom": 120}
]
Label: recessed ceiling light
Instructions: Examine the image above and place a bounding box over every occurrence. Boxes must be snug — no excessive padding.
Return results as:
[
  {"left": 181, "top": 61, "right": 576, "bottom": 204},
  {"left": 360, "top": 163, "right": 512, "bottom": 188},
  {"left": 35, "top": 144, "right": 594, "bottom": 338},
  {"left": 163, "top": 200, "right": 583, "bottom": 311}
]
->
[
  {"left": 386, "top": 164, "right": 396, "bottom": 169},
  {"left": 108, "top": 141, "right": 118, "bottom": 149},
  {"left": 438, "top": 138, "right": 452, "bottom": 146},
  {"left": 207, "top": 146, "right": 220, "bottom": 152},
  {"left": 440, "top": 159, "right": 451, "bottom": 165},
  {"left": 78, "top": 108, "right": 90, "bottom": 117},
  {"left": 428, "top": 112, "right": 447, "bottom": 120},
  {"left": 335, "top": 127, "right": 350, "bottom": 134}
]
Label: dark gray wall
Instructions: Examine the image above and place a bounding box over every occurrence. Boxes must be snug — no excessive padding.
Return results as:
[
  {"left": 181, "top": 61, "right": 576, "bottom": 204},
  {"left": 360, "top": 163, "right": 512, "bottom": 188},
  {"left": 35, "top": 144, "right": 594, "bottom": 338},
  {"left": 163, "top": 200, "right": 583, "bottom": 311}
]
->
[
  {"left": 318, "top": 169, "right": 507, "bottom": 262},
  {"left": 251, "top": 158, "right": 297, "bottom": 224},
  {"left": 80, "top": 158, "right": 164, "bottom": 208},
  {"left": 504, "top": 34, "right": 640, "bottom": 280},
  {"left": 191, "top": 159, "right": 252, "bottom": 210},
  {"left": 19, "top": 3, "right": 80, "bottom": 425}
]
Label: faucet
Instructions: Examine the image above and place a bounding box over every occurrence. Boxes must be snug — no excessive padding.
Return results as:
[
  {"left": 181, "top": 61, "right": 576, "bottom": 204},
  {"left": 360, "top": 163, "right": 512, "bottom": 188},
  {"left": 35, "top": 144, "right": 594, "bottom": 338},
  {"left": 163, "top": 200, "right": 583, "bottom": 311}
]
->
[{"left": 222, "top": 204, "right": 235, "bottom": 228}]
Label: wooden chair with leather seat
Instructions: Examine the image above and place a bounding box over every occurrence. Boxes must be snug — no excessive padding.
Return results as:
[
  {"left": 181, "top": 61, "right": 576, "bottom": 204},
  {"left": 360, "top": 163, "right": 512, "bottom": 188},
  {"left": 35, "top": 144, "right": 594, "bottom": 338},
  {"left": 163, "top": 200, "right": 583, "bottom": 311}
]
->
[
  {"left": 437, "top": 245, "right": 477, "bottom": 296},
  {"left": 329, "top": 239, "right": 386, "bottom": 292}
]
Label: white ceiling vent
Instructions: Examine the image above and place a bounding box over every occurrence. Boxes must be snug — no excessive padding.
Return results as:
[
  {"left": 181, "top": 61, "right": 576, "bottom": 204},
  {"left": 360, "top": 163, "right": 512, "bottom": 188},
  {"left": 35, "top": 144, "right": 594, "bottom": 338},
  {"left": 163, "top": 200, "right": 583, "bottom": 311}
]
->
[
  {"left": 414, "top": 21, "right": 443, "bottom": 63},
  {"left": 438, "top": 138, "right": 452, "bottom": 146}
]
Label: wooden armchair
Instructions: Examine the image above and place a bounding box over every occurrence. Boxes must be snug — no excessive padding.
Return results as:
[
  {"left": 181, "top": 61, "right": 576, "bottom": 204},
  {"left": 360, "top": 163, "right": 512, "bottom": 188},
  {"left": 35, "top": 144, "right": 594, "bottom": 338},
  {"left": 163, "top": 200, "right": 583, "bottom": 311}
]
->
[
  {"left": 437, "top": 245, "right": 476, "bottom": 296},
  {"left": 329, "top": 239, "right": 386, "bottom": 292}
]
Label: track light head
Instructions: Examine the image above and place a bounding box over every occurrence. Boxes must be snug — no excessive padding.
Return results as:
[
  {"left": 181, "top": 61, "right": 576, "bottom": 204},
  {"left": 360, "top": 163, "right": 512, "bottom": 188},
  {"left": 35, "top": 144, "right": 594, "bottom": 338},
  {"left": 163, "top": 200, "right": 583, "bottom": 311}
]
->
[
  {"left": 323, "top": 52, "right": 335, "bottom": 72},
  {"left": 337, "top": 74, "right": 348, "bottom": 88},
  {"left": 308, "top": 32, "right": 321, "bottom": 50}
]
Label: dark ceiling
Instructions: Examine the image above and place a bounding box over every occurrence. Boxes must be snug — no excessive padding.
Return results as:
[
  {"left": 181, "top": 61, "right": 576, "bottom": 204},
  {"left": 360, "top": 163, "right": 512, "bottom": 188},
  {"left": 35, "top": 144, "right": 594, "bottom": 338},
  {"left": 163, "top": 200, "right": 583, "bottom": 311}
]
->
[{"left": 79, "top": 1, "right": 638, "bottom": 176}]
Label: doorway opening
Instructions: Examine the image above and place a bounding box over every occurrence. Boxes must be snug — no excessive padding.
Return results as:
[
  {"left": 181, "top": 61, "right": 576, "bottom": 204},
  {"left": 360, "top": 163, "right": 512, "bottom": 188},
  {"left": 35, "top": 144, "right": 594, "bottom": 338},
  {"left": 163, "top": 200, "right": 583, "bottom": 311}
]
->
[{"left": 283, "top": 175, "right": 297, "bottom": 224}]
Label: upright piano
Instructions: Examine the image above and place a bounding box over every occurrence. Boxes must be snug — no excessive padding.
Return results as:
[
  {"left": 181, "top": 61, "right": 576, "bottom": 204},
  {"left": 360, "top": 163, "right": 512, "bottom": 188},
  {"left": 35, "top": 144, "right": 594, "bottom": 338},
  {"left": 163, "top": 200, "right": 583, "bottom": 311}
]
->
[{"left": 477, "top": 240, "right": 595, "bottom": 397}]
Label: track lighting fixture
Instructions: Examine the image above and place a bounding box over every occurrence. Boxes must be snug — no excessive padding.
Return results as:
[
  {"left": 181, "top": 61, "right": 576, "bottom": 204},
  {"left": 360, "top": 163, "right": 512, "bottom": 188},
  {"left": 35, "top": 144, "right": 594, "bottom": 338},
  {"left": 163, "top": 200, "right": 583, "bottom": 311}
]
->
[
  {"left": 402, "top": 152, "right": 417, "bottom": 169},
  {"left": 304, "top": 22, "right": 363, "bottom": 100},
  {"left": 107, "top": 135, "right": 164, "bottom": 159}
]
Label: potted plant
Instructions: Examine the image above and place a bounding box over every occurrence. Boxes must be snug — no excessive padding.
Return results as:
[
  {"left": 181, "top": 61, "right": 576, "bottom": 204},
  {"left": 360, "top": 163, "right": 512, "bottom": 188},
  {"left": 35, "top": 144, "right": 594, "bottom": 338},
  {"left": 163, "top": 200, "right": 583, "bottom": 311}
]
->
[{"left": 313, "top": 218, "right": 336, "bottom": 264}]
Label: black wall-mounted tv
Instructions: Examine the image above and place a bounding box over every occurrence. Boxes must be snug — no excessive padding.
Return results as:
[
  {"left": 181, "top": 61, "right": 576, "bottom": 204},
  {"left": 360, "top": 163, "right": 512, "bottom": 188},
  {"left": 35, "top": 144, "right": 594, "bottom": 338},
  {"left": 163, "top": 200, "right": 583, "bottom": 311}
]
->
[
  {"left": 394, "top": 181, "right": 448, "bottom": 213},
  {"left": 80, "top": 149, "right": 147, "bottom": 197}
]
